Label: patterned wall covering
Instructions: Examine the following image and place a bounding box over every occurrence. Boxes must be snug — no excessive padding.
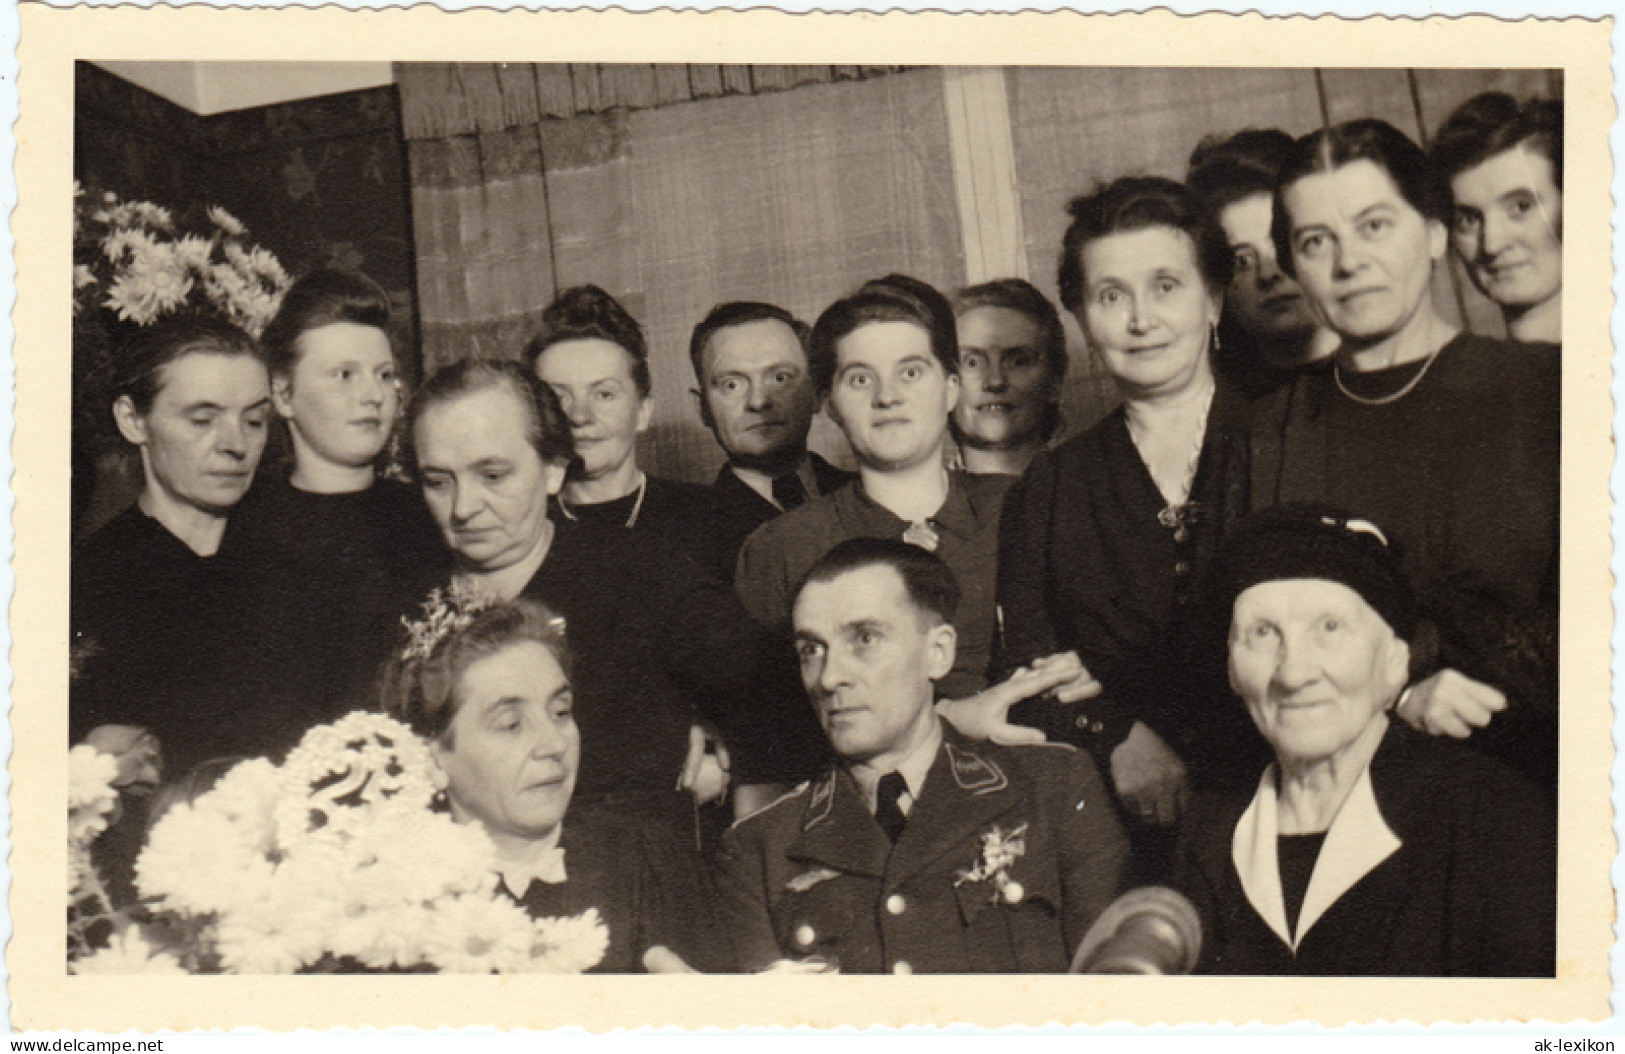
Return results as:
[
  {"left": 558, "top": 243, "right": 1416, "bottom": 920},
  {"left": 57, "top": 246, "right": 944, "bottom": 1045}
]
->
[{"left": 75, "top": 62, "right": 420, "bottom": 376}]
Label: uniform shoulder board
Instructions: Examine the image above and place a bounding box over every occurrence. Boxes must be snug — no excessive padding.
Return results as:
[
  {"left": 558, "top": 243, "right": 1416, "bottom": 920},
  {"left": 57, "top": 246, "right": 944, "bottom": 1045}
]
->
[
  {"left": 731, "top": 780, "right": 811, "bottom": 828},
  {"left": 946, "top": 740, "right": 1008, "bottom": 795}
]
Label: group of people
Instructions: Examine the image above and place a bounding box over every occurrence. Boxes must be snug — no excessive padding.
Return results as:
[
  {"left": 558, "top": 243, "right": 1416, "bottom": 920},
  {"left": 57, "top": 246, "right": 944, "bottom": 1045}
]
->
[{"left": 71, "top": 93, "right": 1562, "bottom": 976}]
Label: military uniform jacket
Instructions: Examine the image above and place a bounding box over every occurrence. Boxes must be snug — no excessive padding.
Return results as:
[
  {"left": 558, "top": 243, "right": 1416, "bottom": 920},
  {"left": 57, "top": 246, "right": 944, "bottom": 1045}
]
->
[{"left": 715, "top": 723, "right": 1129, "bottom": 973}]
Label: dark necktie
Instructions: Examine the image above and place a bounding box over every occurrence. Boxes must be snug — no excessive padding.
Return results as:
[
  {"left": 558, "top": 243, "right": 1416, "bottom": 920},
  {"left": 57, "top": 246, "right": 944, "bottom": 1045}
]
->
[
  {"left": 772, "top": 472, "right": 808, "bottom": 511},
  {"left": 874, "top": 771, "right": 909, "bottom": 843}
]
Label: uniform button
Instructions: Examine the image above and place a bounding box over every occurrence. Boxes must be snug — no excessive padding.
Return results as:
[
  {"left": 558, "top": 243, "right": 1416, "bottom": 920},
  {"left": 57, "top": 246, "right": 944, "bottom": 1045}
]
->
[
  {"left": 893, "top": 961, "right": 913, "bottom": 976},
  {"left": 1174, "top": 560, "right": 1191, "bottom": 576},
  {"left": 1074, "top": 714, "right": 1091, "bottom": 731},
  {"left": 886, "top": 894, "right": 907, "bottom": 916},
  {"left": 794, "top": 924, "right": 816, "bottom": 948},
  {"left": 1091, "top": 721, "right": 1104, "bottom": 734}
]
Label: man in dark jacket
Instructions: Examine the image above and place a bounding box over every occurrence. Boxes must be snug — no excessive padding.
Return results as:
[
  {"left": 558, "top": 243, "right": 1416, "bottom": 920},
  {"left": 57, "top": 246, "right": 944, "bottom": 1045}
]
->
[
  {"left": 689, "top": 301, "right": 853, "bottom": 570},
  {"left": 716, "top": 538, "right": 1128, "bottom": 973}
]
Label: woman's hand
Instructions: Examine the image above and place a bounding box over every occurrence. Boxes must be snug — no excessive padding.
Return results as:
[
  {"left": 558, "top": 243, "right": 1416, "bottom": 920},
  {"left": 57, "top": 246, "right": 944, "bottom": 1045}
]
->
[
  {"left": 936, "top": 653, "right": 1099, "bottom": 746},
  {"left": 1396, "top": 669, "right": 1507, "bottom": 738},
  {"left": 642, "top": 945, "right": 698, "bottom": 973},
  {"left": 1110, "top": 721, "right": 1189, "bottom": 826},
  {"left": 678, "top": 724, "right": 731, "bottom": 806}
]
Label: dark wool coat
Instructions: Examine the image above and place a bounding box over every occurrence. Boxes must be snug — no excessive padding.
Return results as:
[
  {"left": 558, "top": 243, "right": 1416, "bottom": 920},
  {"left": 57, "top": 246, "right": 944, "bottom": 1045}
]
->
[
  {"left": 709, "top": 453, "right": 854, "bottom": 574},
  {"left": 1173, "top": 720, "right": 1556, "bottom": 977}
]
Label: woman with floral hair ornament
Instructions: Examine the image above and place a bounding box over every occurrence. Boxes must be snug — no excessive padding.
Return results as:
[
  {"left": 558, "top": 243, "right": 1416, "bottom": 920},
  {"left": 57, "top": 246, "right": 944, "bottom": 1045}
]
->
[
  {"left": 381, "top": 592, "right": 716, "bottom": 972},
  {"left": 224, "top": 269, "right": 447, "bottom": 757}
]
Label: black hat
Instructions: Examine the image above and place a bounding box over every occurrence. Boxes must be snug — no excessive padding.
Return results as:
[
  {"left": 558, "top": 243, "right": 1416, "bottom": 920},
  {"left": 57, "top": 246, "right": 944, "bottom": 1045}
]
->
[{"left": 1210, "top": 504, "right": 1417, "bottom": 642}]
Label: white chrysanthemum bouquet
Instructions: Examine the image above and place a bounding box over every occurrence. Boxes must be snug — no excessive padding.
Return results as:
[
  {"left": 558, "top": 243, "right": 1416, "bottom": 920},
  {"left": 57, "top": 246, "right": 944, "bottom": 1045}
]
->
[
  {"left": 73, "top": 184, "right": 291, "bottom": 337},
  {"left": 70, "top": 712, "right": 608, "bottom": 975}
]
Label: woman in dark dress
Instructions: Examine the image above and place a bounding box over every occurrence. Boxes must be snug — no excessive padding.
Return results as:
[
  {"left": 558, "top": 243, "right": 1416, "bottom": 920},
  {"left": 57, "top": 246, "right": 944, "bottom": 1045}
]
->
[
  {"left": 1175, "top": 506, "right": 1554, "bottom": 976},
  {"left": 1252, "top": 119, "right": 1560, "bottom": 790},
  {"left": 71, "top": 316, "right": 271, "bottom": 779},
  {"left": 524, "top": 284, "right": 734, "bottom": 583},
  {"left": 225, "top": 270, "right": 447, "bottom": 756},
  {"left": 405, "top": 360, "right": 827, "bottom": 832},
  {"left": 997, "top": 177, "right": 1259, "bottom": 875},
  {"left": 382, "top": 595, "right": 717, "bottom": 972}
]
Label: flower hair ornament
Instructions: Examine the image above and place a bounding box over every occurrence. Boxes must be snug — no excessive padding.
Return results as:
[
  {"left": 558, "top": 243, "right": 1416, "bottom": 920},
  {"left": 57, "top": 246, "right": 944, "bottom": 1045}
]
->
[{"left": 401, "top": 581, "right": 499, "bottom": 663}]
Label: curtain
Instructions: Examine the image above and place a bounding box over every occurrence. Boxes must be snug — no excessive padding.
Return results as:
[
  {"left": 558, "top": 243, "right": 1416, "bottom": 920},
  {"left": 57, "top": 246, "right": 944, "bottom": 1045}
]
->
[
  {"left": 399, "top": 63, "right": 1559, "bottom": 478},
  {"left": 626, "top": 69, "right": 963, "bottom": 479},
  {"left": 398, "top": 63, "right": 957, "bottom": 480},
  {"left": 1009, "top": 67, "right": 1561, "bottom": 435}
]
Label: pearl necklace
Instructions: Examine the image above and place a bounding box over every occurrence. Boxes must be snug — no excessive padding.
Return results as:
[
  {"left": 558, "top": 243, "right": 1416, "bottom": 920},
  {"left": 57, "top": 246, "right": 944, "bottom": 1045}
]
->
[
  {"left": 1126, "top": 382, "right": 1214, "bottom": 528},
  {"left": 557, "top": 474, "right": 649, "bottom": 529},
  {"left": 1334, "top": 344, "right": 1444, "bottom": 407}
]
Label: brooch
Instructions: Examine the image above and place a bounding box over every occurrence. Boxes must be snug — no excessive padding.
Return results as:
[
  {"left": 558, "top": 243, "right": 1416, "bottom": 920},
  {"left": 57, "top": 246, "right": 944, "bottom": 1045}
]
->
[
  {"left": 901, "top": 520, "right": 940, "bottom": 552},
  {"left": 954, "top": 822, "right": 1028, "bottom": 904}
]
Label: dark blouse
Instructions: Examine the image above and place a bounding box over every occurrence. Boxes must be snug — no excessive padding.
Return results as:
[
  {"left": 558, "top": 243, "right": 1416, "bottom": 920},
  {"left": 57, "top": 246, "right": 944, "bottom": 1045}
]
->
[
  {"left": 519, "top": 525, "right": 828, "bottom": 797},
  {"left": 551, "top": 474, "right": 737, "bottom": 584},
  {"left": 1249, "top": 334, "right": 1560, "bottom": 788},
  {"left": 995, "top": 381, "right": 1260, "bottom": 783},
  {"left": 508, "top": 806, "right": 726, "bottom": 973},
  {"left": 735, "top": 471, "right": 1012, "bottom": 701},
  {"left": 1277, "top": 832, "right": 1326, "bottom": 937},
  {"left": 223, "top": 473, "right": 449, "bottom": 758},
  {"left": 70, "top": 505, "right": 259, "bottom": 778}
]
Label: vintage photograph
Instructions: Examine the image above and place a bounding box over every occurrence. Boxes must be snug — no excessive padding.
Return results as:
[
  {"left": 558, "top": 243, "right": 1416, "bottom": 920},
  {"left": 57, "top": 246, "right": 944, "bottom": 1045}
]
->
[{"left": 13, "top": 4, "right": 1615, "bottom": 1032}]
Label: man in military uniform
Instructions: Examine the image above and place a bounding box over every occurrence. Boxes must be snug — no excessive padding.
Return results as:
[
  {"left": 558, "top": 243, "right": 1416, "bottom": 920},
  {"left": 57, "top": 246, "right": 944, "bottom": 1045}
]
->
[{"left": 716, "top": 537, "right": 1130, "bottom": 973}]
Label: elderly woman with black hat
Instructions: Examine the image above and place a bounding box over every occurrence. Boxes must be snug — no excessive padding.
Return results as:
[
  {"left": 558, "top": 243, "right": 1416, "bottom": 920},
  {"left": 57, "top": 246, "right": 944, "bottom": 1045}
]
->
[{"left": 1173, "top": 504, "right": 1555, "bottom": 977}]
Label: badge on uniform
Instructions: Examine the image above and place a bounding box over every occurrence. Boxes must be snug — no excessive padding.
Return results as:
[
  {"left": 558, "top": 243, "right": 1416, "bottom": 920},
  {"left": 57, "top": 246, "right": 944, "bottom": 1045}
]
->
[
  {"left": 954, "top": 822, "right": 1029, "bottom": 905},
  {"left": 946, "top": 741, "right": 1008, "bottom": 794},
  {"left": 785, "top": 867, "right": 841, "bottom": 893}
]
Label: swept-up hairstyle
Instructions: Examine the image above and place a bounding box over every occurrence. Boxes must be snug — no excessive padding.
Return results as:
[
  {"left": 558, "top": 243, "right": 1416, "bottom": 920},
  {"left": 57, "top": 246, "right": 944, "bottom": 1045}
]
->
[
  {"left": 807, "top": 274, "right": 958, "bottom": 395},
  {"left": 1272, "top": 118, "right": 1444, "bottom": 280},
  {"left": 1429, "top": 92, "right": 1563, "bottom": 214},
  {"left": 1058, "top": 176, "right": 1234, "bottom": 315},
  {"left": 523, "top": 285, "right": 651, "bottom": 398},
  {"left": 1186, "top": 128, "right": 1298, "bottom": 220},
  {"left": 258, "top": 268, "right": 395, "bottom": 381},
  {"left": 112, "top": 315, "right": 263, "bottom": 420}
]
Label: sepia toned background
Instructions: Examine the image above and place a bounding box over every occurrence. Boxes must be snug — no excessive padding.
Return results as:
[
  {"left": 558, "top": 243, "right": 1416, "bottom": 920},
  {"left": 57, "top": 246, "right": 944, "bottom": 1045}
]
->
[{"left": 76, "top": 61, "right": 1558, "bottom": 492}]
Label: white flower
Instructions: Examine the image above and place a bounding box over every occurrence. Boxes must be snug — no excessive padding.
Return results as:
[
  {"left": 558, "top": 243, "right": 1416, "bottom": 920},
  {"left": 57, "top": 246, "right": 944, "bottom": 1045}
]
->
[
  {"left": 130, "top": 201, "right": 174, "bottom": 230},
  {"left": 174, "top": 234, "right": 214, "bottom": 272},
  {"left": 523, "top": 908, "right": 610, "bottom": 974},
  {"left": 69, "top": 744, "right": 118, "bottom": 813},
  {"left": 105, "top": 240, "right": 194, "bottom": 325},
  {"left": 136, "top": 759, "right": 280, "bottom": 916},
  {"left": 69, "top": 745, "right": 119, "bottom": 847},
  {"left": 73, "top": 264, "right": 97, "bottom": 290},
  {"left": 207, "top": 205, "right": 247, "bottom": 237},
  {"left": 70, "top": 928, "right": 186, "bottom": 975},
  {"left": 422, "top": 892, "right": 538, "bottom": 973},
  {"left": 101, "top": 226, "right": 150, "bottom": 263}
]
